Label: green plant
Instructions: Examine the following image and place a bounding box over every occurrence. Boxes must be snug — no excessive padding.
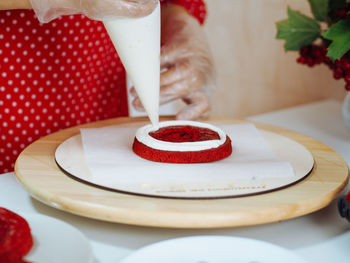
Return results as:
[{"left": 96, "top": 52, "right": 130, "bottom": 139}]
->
[{"left": 276, "top": 0, "right": 350, "bottom": 90}]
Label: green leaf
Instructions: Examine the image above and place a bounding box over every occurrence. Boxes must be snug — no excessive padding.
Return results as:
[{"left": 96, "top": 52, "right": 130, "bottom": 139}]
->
[
  {"left": 308, "top": 0, "right": 329, "bottom": 21},
  {"left": 276, "top": 8, "right": 321, "bottom": 51},
  {"left": 322, "top": 19, "right": 350, "bottom": 60}
]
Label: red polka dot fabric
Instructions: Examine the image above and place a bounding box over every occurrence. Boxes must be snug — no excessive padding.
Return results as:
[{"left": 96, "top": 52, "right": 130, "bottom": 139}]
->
[{"left": 0, "top": 0, "right": 206, "bottom": 174}]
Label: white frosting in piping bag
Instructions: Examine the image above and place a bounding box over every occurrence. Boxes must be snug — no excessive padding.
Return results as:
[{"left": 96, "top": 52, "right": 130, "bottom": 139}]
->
[
  {"left": 104, "top": 2, "right": 161, "bottom": 127},
  {"left": 135, "top": 120, "right": 227, "bottom": 152}
]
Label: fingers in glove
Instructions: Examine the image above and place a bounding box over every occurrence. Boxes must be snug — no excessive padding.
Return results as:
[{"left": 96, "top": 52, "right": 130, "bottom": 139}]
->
[
  {"left": 97, "top": 0, "right": 158, "bottom": 18},
  {"left": 132, "top": 97, "right": 145, "bottom": 111},
  {"left": 161, "top": 43, "right": 185, "bottom": 68},
  {"left": 131, "top": 61, "right": 191, "bottom": 111},
  {"left": 129, "top": 86, "right": 145, "bottom": 111},
  {"left": 176, "top": 91, "right": 210, "bottom": 120},
  {"left": 129, "top": 86, "right": 138, "bottom": 97},
  {"left": 159, "top": 78, "right": 197, "bottom": 105},
  {"left": 30, "top": 0, "right": 158, "bottom": 23},
  {"left": 121, "top": 0, "right": 158, "bottom": 17},
  {"left": 160, "top": 61, "right": 190, "bottom": 87}
]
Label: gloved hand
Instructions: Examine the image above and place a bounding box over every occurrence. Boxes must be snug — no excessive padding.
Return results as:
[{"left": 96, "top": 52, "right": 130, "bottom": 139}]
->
[
  {"left": 131, "top": 4, "right": 215, "bottom": 120},
  {"left": 29, "top": 0, "right": 158, "bottom": 23}
]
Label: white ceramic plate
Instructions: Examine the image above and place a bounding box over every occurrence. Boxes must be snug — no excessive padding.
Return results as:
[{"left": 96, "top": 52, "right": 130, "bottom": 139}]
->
[
  {"left": 120, "top": 236, "right": 309, "bottom": 263},
  {"left": 20, "top": 213, "right": 93, "bottom": 263}
]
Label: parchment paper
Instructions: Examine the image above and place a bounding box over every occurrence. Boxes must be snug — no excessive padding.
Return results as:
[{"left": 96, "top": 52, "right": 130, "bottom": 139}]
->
[{"left": 80, "top": 123, "right": 295, "bottom": 186}]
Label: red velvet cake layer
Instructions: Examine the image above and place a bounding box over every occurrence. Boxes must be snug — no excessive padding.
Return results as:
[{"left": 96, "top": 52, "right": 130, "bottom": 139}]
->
[{"left": 133, "top": 125, "right": 232, "bottom": 163}]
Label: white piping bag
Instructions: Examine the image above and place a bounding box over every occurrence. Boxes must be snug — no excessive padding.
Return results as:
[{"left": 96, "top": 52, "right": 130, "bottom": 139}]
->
[{"left": 104, "top": 2, "right": 160, "bottom": 127}]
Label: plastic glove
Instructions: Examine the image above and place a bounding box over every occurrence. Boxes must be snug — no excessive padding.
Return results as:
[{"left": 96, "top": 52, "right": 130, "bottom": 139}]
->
[
  {"left": 131, "top": 4, "right": 215, "bottom": 120},
  {"left": 29, "top": 0, "right": 158, "bottom": 23}
]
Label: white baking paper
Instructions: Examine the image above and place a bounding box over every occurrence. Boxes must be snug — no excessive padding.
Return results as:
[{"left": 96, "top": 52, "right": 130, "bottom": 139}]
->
[{"left": 80, "top": 123, "right": 295, "bottom": 187}]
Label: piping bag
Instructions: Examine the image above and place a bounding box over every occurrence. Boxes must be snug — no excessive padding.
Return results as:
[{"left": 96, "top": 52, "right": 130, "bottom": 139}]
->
[{"left": 103, "top": 2, "right": 161, "bottom": 128}]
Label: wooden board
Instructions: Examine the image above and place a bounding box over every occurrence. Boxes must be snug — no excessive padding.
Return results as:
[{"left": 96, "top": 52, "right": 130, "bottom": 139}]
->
[
  {"left": 14, "top": 117, "right": 349, "bottom": 229},
  {"left": 54, "top": 128, "right": 314, "bottom": 199}
]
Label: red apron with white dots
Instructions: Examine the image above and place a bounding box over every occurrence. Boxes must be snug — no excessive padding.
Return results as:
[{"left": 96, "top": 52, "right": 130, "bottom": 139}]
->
[{"left": 0, "top": 0, "right": 206, "bottom": 173}]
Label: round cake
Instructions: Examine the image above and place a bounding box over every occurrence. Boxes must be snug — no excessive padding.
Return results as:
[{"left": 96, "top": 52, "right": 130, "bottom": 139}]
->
[
  {"left": 0, "top": 208, "right": 33, "bottom": 263},
  {"left": 132, "top": 120, "right": 232, "bottom": 163}
]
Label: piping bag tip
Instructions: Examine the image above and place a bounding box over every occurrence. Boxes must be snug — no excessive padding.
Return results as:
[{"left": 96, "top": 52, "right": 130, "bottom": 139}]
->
[{"left": 149, "top": 118, "right": 159, "bottom": 130}]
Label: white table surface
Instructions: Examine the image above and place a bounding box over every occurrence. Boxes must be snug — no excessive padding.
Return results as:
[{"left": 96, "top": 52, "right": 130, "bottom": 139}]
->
[{"left": 1, "top": 99, "right": 350, "bottom": 263}]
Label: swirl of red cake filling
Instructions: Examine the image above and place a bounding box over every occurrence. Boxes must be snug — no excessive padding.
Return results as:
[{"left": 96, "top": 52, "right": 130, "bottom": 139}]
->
[
  {"left": 133, "top": 121, "right": 232, "bottom": 163},
  {"left": 149, "top": 125, "right": 221, "bottom": 142}
]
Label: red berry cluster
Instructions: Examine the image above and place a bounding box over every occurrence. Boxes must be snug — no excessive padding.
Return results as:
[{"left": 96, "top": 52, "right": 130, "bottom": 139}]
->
[
  {"left": 331, "top": 3, "right": 350, "bottom": 22},
  {"left": 297, "top": 45, "right": 329, "bottom": 67},
  {"left": 296, "top": 3, "right": 350, "bottom": 91},
  {"left": 297, "top": 45, "right": 350, "bottom": 91}
]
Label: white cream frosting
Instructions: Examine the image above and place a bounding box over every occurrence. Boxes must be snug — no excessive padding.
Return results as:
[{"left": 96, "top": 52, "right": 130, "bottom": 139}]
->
[{"left": 135, "top": 120, "right": 227, "bottom": 152}]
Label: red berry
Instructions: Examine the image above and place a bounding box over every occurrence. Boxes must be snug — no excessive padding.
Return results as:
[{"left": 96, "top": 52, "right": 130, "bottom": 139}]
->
[
  {"left": 324, "top": 56, "right": 331, "bottom": 63},
  {"left": 297, "top": 57, "right": 306, "bottom": 64},
  {"left": 312, "top": 48, "right": 322, "bottom": 58},
  {"left": 341, "top": 56, "right": 348, "bottom": 63},
  {"left": 334, "top": 73, "right": 342, "bottom": 80},
  {"left": 335, "top": 67, "right": 344, "bottom": 74},
  {"left": 307, "top": 58, "right": 315, "bottom": 67},
  {"left": 321, "top": 47, "right": 328, "bottom": 56},
  {"left": 344, "top": 75, "right": 350, "bottom": 83},
  {"left": 334, "top": 71, "right": 343, "bottom": 80},
  {"left": 335, "top": 9, "right": 347, "bottom": 17},
  {"left": 300, "top": 46, "right": 309, "bottom": 56},
  {"left": 343, "top": 62, "right": 350, "bottom": 70},
  {"left": 346, "top": 84, "right": 350, "bottom": 91},
  {"left": 328, "top": 63, "right": 336, "bottom": 70}
]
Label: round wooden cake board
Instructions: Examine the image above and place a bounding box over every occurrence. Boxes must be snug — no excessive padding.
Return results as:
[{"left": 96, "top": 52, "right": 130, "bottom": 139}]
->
[
  {"left": 15, "top": 117, "right": 349, "bottom": 229},
  {"left": 54, "top": 123, "right": 314, "bottom": 199}
]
